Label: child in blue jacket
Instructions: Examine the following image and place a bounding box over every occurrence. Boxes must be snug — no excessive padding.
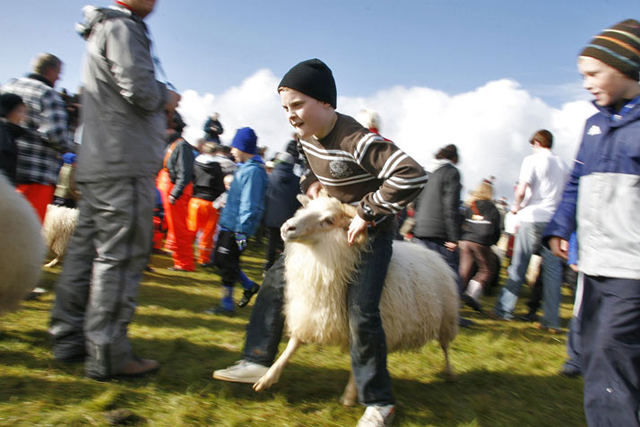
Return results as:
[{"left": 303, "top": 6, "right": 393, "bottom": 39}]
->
[
  {"left": 209, "top": 127, "right": 268, "bottom": 315},
  {"left": 544, "top": 19, "right": 640, "bottom": 427}
]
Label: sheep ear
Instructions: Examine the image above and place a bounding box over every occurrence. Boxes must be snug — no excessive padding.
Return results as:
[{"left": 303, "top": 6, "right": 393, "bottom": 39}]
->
[
  {"left": 318, "top": 188, "right": 329, "bottom": 198},
  {"left": 341, "top": 203, "right": 358, "bottom": 219},
  {"left": 297, "top": 194, "right": 310, "bottom": 207}
]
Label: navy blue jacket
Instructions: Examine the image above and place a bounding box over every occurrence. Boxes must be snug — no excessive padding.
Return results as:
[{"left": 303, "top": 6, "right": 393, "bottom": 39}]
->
[
  {"left": 264, "top": 161, "right": 301, "bottom": 229},
  {"left": 543, "top": 100, "right": 640, "bottom": 279}
]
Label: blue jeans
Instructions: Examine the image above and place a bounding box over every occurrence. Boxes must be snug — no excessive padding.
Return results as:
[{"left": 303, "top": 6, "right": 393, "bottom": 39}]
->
[
  {"left": 243, "top": 226, "right": 395, "bottom": 406},
  {"left": 581, "top": 276, "right": 640, "bottom": 427},
  {"left": 494, "top": 221, "right": 564, "bottom": 327}
]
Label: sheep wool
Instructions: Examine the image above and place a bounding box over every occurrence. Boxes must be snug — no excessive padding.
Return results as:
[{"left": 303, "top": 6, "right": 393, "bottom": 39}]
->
[
  {"left": 0, "top": 175, "right": 45, "bottom": 315},
  {"left": 258, "top": 196, "right": 460, "bottom": 403},
  {"left": 42, "top": 204, "right": 79, "bottom": 268},
  {"left": 283, "top": 197, "right": 459, "bottom": 353}
]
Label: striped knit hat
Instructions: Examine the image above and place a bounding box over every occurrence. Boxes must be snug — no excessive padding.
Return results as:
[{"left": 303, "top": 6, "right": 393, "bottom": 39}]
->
[{"left": 580, "top": 19, "right": 640, "bottom": 81}]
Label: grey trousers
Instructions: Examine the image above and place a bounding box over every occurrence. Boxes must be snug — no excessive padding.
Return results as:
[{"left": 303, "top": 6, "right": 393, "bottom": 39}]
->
[{"left": 50, "top": 176, "right": 155, "bottom": 378}]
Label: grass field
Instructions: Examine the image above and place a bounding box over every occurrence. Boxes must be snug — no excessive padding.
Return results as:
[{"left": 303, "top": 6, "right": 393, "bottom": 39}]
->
[{"left": 0, "top": 241, "right": 585, "bottom": 426}]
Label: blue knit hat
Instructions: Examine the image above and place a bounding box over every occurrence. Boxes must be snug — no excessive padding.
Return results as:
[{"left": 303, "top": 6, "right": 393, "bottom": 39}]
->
[{"left": 231, "top": 127, "right": 258, "bottom": 155}]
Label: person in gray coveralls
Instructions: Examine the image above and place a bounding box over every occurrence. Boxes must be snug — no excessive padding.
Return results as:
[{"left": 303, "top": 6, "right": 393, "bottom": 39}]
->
[{"left": 50, "top": 0, "right": 180, "bottom": 381}]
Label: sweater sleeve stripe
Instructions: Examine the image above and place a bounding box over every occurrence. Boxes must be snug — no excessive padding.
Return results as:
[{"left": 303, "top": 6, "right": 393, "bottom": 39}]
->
[
  {"left": 300, "top": 140, "right": 354, "bottom": 161},
  {"left": 317, "top": 174, "right": 378, "bottom": 187},
  {"left": 373, "top": 191, "right": 402, "bottom": 213},
  {"left": 377, "top": 150, "right": 404, "bottom": 179},
  {"left": 354, "top": 133, "right": 380, "bottom": 163},
  {"left": 388, "top": 174, "right": 429, "bottom": 185},
  {"left": 385, "top": 180, "right": 427, "bottom": 190}
]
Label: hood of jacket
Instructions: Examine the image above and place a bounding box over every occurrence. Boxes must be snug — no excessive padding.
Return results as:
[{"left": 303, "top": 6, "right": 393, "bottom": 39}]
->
[
  {"left": 244, "top": 155, "right": 265, "bottom": 166},
  {"left": 592, "top": 98, "right": 640, "bottom": 128},
  {"left": 76, "top": 4, "right": 139, "bottom": 40},
  {"left": 426, "top": 158, "right": 454, "bottom": 174},
  {"left": 195, "top": 153, "right": 220, "bottom": 172}
]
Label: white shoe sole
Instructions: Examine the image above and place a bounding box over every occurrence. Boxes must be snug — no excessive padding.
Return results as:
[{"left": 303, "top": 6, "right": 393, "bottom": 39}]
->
[{"left": 212, "top": 370, "right": 270, "bottom": 384}]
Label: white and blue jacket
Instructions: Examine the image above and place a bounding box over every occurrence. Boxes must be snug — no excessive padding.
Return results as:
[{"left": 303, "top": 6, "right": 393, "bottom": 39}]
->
[{"left": 544, "top": 99, "right": 640, "bottom": 280}]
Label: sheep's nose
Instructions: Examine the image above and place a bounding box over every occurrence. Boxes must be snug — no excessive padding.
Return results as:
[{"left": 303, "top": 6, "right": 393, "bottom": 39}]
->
[{"left": 281, "top": 221, "right": 295, "bottom": 240}]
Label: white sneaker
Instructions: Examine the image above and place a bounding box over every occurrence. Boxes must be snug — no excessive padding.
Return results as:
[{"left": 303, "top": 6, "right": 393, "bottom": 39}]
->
[
  {"left": 356, "top": 405, "right": 395, "bottom": 427},
  {"left": 212, "top": 360, "right": 269, "bottom": 383}
]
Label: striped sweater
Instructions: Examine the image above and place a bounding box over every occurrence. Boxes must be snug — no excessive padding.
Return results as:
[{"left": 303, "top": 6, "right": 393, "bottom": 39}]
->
[{"left": 300, "top": 113, "right": 427, "bottom": 222}]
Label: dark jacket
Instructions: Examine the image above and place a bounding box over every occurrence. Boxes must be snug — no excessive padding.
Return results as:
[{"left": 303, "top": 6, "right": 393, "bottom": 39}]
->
[
  {"left": 165, "top": 133, "right": 194, "bottom": 200},
  {"left": 264, "top": 161, "right": 301, "bottom": 229},
  {"left": 192, "top": 153, "right": 225, "bottom": 202},
  {"left": 460, "top": 200, "right": 501, "bottom": 246},
  {"left": 203, "top": 118, "right": 223, "bottom": 142},
  {"left": 413, "top": 159, "right": 461, "bottom": 242},
  {"left": 0, "top": 119, "right": 24, "bottom": 185}
]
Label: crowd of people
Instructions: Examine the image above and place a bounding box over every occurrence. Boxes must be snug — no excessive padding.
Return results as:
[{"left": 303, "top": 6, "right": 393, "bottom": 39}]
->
[{"left": 1, "top": 1, "right": 639, "bottom": 425}]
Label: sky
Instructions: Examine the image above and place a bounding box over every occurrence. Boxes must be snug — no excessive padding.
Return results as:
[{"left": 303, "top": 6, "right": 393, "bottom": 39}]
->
[{"left": 0, "top": 0, "right": 635, "bottom": 199}]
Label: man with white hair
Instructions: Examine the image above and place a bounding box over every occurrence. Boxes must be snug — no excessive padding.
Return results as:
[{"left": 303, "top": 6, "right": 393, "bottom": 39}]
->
[
  {"left": 1, "top": 53, "right": 72, "bottom": 222},
  {"left": 50, "top": 0, "right": 180, "bottom": 381}
]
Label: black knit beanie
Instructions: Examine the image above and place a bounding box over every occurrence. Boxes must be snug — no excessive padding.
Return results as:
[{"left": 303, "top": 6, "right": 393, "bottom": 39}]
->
[
  {"left": 278, "top": 59, "right": 337, "bottom": 108},
  {"left": 580, "top": 19, "right": 640, "bottom": 81},
  {"left": 0, "top": 93, "right": 24, "bottom": 118}
]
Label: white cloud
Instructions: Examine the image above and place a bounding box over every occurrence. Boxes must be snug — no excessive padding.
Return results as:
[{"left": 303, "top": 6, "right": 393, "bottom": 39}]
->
[{"left": 178, "top": 71, "right": 596, "bottom": 202}]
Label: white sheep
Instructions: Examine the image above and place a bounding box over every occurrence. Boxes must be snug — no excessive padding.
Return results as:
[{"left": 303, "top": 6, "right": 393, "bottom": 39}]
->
[
  {"left": 0, "top": 175, "right": 46, "bottom": 315},
  {"left": 253, "top": 196, "right": 459, "bottom": 406},
  {"left": 42, "top": 204, "right": 79, "bottom": 268}
]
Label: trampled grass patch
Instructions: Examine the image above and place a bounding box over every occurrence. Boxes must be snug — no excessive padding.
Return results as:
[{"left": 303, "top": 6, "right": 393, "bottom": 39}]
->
[{"left": 1, "top": 241, "right": 584, "bottom": 426}]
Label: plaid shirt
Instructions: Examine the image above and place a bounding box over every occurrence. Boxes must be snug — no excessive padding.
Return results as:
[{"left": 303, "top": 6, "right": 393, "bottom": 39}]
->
[{"left": 1, "top": 74, "right": 70, "bottom": 185}]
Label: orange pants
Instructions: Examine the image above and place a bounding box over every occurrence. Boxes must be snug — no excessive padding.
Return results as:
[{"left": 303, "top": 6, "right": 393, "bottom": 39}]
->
[
  {"left": 157, "top": 169, "right": 194, "bottom": 271},
  {"left": 152, "top": 215, "right": 167, "bottom": 251},
  {"left": 16, "top": 183, "right": 55, "bottom": 223},
  {"left": 187, "top": 198, "right": 219, "bottom": 264}
]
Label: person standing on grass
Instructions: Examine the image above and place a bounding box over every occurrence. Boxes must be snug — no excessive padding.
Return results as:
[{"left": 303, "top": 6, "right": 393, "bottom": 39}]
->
[
  {"left": 458, "top": 180, "right": 501, "bottom": 312},
  {"left": 188, "top": 141, "right": 225, "bottom": 267},
  {"left": 207, "top": 127, "right": 268, "bottom": 315},
  {"left": 158, "top": 111, "right": 195, "bottom": 272},
  {"left": 544, "top": 19, "right": 640, "bottom": 426},
  {"left": 412, "top": 144, "right": 462, "bottom": 289},
  {"left": 492, "top": 129, "right": 570, "bottom": 332},
  {"left": 1, "top": 53, "right": 72, "bottom": 222},
  {"left": 50, "top": 0, "right": 181, "bottom": 381},
  {"left": 213, "top": 59, "right": 428, "bottom": 427}
]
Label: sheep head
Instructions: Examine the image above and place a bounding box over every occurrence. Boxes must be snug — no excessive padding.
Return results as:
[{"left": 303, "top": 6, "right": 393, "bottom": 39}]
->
[{"left": 281, "top": 196, "right": 367, "bottom": 246}]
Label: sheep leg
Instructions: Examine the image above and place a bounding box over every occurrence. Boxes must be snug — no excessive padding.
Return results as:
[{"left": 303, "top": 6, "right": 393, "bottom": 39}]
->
[
  {"left": 338, "top": 370, "right": 358, "bottom": 407},
  {"left": 441, "top": 343, "right": 457, "bottom": 379},
  {"left": 44, "top": 257, "right": 60, "bottom": 268},
  {"left": 253, "top": 336, "right": 300, "bottom": 392}
]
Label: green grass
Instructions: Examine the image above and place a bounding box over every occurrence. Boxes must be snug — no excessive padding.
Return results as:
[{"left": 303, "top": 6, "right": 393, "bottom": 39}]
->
[{"left": 0, "top": 242, "right": 584, "bottom": 426}]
